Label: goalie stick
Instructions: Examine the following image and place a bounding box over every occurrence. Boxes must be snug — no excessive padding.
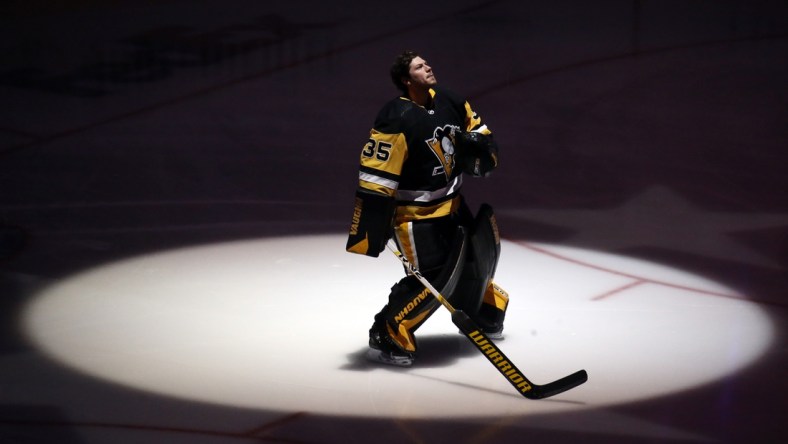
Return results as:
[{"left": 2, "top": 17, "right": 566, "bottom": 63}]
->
[{"left": 386, "top": 241, "right": 588, "bottom": 400}]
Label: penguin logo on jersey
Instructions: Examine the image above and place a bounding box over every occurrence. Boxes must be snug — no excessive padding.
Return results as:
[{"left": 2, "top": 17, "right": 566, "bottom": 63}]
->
[{"left": 425, "top": 124, "right": 460, "bottom": 178}]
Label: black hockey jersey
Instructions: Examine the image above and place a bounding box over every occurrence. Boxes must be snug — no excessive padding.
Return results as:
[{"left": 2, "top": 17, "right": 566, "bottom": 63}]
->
[{"left": 356, "top": 87, "right": 492, "bottom": 223}]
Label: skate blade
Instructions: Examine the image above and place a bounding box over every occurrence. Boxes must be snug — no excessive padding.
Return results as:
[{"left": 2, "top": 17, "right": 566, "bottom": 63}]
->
[{"left": 365, "top": 348, "right": 414, "bottom": 367}]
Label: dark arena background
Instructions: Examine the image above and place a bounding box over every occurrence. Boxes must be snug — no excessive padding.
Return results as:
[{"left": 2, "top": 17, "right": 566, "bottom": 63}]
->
[{"left": 1, "top": 1, "right": 787, "bottom": 443}]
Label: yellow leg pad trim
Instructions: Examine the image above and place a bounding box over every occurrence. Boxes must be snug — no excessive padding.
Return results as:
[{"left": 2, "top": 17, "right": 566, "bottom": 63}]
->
[
  {"left": 387, "top": 308, "right": 432, "bottom": 353},
  {"left": 483, "top": 282, "right": 509, "bottom": 311},
  {"left": 394, "top": 222, "right": 417, "bottom": 265}
]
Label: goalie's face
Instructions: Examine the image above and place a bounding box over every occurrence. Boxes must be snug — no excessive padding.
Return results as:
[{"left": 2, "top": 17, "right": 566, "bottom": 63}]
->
[{"left": 406, "top": 56, "right": 437, "bottom": 90}]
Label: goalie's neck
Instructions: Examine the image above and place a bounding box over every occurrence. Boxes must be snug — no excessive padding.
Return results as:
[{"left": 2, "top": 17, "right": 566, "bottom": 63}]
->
[{"left": 406, "top": 87, "right": 434, "bottom": 108}]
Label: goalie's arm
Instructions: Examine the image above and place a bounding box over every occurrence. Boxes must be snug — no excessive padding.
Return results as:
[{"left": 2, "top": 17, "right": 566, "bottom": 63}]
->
[{"left": 453, "top": 97, "right": 499, "bottom": 178}]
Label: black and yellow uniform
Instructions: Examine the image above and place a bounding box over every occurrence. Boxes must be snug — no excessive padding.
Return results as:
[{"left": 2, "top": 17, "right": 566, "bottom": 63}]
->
[{"left": 347, "top": 86, "right": 508, "bottom": 356}]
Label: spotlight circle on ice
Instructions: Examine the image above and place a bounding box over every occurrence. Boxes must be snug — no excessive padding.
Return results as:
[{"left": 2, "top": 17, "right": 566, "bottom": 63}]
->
[{"left": 23, "top": 234, "right": 773, "bottom": 418}]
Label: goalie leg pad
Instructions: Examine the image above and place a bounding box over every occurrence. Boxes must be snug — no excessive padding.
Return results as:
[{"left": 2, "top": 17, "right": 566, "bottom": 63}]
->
[
  {"left": 450, "top": 203, "right": 501, "bottom": 315},
  {"left": 371, "top": 224, "right": 467, "bottom": 353},
  {"left": 476, "top": 282, "right": 509, "bottom": 333}
]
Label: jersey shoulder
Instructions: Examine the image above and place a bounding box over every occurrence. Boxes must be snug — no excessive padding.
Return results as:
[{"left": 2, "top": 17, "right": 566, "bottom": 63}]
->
[
  {"left": 372, "top": 97, "right": 418, "bottom": 133},
  {"left": 432, "top": 86, "right": 470, "bottom": 120},
  {"left": 432, "top": 86, "right": 467, "bottom": 107}
]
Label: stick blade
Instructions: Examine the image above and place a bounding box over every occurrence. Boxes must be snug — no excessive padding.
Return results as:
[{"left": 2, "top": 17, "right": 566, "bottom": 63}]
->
[
  {"left": 528, "top": 369, "right": 588, "bottom": 400},
  {"left": 452, "top": 309, "right": 587, "bottom": 400}
]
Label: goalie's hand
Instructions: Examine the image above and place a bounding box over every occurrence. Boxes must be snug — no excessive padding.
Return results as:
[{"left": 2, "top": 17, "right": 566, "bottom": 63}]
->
[{"left": 454, "top": 131, "right": 499, "bottom": 177}]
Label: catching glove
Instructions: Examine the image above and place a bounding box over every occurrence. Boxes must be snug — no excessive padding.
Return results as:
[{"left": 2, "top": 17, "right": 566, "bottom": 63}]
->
[{"left": 454, "top": 131, "right": 499, "bottom": 177}]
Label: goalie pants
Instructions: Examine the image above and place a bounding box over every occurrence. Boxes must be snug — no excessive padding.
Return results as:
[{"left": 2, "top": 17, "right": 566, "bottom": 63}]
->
[{"left": 371, "top": 205, "right": 509, "bottom": 353}]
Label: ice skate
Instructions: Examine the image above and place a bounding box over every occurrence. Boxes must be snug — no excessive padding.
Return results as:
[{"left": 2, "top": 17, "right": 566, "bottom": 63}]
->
[{"left": 367, "top": 325, "right": 415, "bottom": 367}]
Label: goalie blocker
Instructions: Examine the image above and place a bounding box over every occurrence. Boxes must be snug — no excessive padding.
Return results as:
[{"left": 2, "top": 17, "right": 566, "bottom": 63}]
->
[{"left": 346, "top": 188, "right": 396, "bottom": 257}]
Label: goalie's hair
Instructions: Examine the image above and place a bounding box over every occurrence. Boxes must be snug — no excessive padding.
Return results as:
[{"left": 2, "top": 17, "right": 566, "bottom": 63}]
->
[{"left": 390, "top": 50, "right": 420, "bottom": 96}]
